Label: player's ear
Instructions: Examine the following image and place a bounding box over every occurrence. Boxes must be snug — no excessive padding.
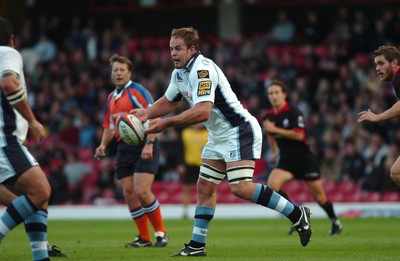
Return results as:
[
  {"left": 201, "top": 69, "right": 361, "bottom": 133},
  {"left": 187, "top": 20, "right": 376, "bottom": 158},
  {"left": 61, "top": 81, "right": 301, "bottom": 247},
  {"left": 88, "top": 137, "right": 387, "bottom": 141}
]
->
[{"left": 9, "top": 34, "right": 15, "bottom": 48}]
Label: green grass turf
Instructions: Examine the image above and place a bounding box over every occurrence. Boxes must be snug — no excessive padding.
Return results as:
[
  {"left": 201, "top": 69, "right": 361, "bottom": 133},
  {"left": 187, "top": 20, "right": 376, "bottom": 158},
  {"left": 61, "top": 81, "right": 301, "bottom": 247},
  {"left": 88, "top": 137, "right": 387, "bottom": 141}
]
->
[{"left": 1, "top": 217, "right": 400, "bottom": 261}]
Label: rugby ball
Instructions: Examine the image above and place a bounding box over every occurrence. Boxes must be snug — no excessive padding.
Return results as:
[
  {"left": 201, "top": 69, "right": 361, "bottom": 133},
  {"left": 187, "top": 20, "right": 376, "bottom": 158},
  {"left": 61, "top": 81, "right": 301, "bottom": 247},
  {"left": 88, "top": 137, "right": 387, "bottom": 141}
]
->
[{"left": 117, "top": 114, "right": 145, "bottom": 146}]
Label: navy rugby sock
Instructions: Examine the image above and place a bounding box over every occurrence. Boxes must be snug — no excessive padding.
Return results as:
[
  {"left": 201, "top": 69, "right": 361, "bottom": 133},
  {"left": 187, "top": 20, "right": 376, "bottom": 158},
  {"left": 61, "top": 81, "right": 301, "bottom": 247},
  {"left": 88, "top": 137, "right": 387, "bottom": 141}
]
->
[{"left": 251, "top": 184, "right": 301, "bottom": 223}]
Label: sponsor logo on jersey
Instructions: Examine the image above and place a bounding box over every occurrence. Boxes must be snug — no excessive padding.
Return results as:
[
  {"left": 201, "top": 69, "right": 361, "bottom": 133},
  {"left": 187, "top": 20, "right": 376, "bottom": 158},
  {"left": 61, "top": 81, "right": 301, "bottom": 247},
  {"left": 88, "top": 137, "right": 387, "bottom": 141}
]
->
[
  {"left": 304, "top": 172, "right": 320, "bottom": 179},
  {"left": 198, "top": 81, "right": 211, "bottom": 96},
  {"left": 197, "top": 70, "right": 209, "bottom": 79},
  {"left": 283, "top": 118, "right": 289, "bottom": 128},
  {"left": 184, "top": 91, "right": 192, "bottom": 101},
  {"left": 298, "top": 115, "right": 305, "bottom": 128}
]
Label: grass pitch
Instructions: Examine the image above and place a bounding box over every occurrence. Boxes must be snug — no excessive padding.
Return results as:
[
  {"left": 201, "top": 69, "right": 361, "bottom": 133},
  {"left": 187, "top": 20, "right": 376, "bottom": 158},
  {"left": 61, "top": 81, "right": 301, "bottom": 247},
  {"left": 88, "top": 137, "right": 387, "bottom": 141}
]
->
[{"left": 1, "top": 217, "right": 399, "bottom": 261}]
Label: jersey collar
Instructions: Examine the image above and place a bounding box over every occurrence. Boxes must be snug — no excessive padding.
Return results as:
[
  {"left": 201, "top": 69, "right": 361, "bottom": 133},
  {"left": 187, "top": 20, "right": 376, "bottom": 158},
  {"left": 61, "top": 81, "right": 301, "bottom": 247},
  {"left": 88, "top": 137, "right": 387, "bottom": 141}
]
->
[
  {"left": 184, "top": 51, "right": 201, "bottom": 72},
  {"left": 113, "top": 80, "right": 132, "bottom": 100},
  {"left": 392, "top": 67, "right": 400, "bottom": 82},
  {"left": 269, "top": 101, "right": 290, "bottom": 114}
]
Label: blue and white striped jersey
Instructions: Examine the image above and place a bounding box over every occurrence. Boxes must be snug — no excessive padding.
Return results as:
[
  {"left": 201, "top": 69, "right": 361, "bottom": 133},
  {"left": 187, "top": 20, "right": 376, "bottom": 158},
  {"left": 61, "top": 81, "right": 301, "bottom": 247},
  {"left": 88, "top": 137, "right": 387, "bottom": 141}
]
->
[
  {"left": 0, "top": 46, "right": 29, "bottom": 146},
  {"left": 165, "top": 52, "right": 255, "bottom": 140}
]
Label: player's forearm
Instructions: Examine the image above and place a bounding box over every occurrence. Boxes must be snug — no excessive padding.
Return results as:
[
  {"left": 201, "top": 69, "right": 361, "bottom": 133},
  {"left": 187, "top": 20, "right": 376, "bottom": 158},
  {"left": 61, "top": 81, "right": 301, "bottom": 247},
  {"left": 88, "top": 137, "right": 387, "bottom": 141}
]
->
[
  {"left": 378, "top": 101, "right": 400, "bottom": 121},
  {"left": 275, "top": 128, "right": 304, "bottom": 141},
  {"left": 147, "top": 96, "right": 176, "bottom": 119},
  {"left": 165, "top": 102, "right": 211, "bottom": 128},
  {"left": 267, "top": 134, "right": 278, "bottom": 154},
  {"left": 12, "top": 99, "right": 38, "bottom": 124},
  {"left": 101, "top": 128, "right": 115, "bottom": 147}
]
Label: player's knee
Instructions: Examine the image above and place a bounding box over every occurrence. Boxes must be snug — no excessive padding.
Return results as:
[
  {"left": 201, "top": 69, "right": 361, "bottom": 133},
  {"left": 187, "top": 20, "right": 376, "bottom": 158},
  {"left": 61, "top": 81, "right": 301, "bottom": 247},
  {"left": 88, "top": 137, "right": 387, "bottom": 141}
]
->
[
  {"left": 33, "top": 180, "right": 51, "bottom": 207},
  {"left": 38, "top": 189, "right": 51, "bottom": 205},
  {"left": 197, "top": 179, "right": 215, "bottom": 196},
  {"left": 229, "top": 182, "right": 250, "bottom": 199},
  {"left": 29, "top": 187, "right": 51, "bottom": 208},
  {"left": 135, "top": 189, "right": 153, "bottom": 203},
  {"left": 123, "top": 187, "right": 135, "bottom": 200},
  {"left": 390, "top": 170, "right": 400, "bottom": 185}
]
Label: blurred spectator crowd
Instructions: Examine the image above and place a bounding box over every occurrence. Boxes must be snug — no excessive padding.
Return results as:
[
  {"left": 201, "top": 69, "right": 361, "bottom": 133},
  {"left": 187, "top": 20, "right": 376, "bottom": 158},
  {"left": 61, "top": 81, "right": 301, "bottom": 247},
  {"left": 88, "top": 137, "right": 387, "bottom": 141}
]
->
[{"left": 14, "top": 5, "right": 400, "bottom": 205}]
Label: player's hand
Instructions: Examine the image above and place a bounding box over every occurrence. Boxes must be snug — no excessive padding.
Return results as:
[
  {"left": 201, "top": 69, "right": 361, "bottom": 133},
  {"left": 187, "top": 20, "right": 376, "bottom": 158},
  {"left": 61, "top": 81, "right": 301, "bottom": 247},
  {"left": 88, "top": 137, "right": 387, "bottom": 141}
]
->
[
  {"left": 130, "top": 109, "right": 148, "bottom": 123},
  {"left": 263, "top": 119, "right": 277, "bottom": 134},
  {"left": 94, "top": 145, "right": 106, "bottom": 160},
  {"left": 269, "top": 153, "right": 278, "bottom": 164},
  {"left": 144, "top": 118, "right": 167, "bottom": 134},
  {"left": 358, "top": 109, "right": 379, "bottom": 122},
  {"left": 29, "top": 120, "right": 47, "bottom": 142}
]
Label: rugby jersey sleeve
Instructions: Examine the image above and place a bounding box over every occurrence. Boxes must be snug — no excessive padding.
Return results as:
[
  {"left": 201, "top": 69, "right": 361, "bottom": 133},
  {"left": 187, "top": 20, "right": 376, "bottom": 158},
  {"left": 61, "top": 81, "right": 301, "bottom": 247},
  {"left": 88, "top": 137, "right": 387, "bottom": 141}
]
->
[
  {"left": 393, "top": 72, "right": 400, "bottom": 99},
  {"left": 102, "top": 93, "right": 113, "bottom": 129},
  {"left": 0, "top": 48, "right": 23, "bottom": 76},
  {"left": 129, "top": 82, "right": 154, "bottom": 109},
  {"left": 165, "top": 70, "right": 183, "bottom": 102},
  {"left": 289, "top": 106, "right": 306, "bottom": 132}
]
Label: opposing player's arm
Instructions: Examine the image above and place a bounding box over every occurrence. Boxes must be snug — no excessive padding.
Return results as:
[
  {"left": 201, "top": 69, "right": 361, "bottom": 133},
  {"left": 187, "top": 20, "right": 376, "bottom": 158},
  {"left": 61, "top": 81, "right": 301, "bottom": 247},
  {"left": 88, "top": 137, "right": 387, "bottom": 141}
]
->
[
  {"left": 359, "top": 100, "right": 400, "bottom": 122},
  {"left": 266, "top": 132, "right": 278, "bottom": 154},
  {"left": 263, "top": 118, "right": 304, "bottom": 141},
  {"left": 379, "top": 101, "right": 400, "bottom": 120},
  {"left": 275, "top": 127, "right": 304, "bottom": 141}
]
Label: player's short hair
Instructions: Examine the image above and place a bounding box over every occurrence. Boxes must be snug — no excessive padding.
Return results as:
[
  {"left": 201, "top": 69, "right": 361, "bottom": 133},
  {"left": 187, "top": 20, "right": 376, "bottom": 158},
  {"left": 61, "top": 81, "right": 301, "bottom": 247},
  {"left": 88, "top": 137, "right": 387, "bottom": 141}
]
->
[
  {"left": 267, "top": 79, "right": 288, "bottom": 94},
  {"left": 109, "top": 54, "right": 133, "bottom": 72},
  {"left": 374, "top": 46, "right": 400, "bottom": 63},
  {"left": 0, "top": 17, "right": 13, "bottom": 46},
  {"left": 171, "top": 27, "right": 200, "bottom": 50}
]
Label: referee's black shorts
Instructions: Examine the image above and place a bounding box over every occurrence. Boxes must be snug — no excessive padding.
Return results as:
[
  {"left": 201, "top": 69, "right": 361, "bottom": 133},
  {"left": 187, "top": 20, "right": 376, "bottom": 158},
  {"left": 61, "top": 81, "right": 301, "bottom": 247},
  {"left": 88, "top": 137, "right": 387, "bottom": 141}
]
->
[{"left": 116, "top": 140, "right": 160, "bottom": 180}]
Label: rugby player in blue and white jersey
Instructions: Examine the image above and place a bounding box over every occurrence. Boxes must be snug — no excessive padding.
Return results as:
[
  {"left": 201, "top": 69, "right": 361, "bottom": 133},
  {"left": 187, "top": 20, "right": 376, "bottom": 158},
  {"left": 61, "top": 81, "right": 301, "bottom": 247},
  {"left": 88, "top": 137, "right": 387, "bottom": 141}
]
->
[
  {"left": 131, "top": 27, "right": 312, "bottom": 256},
  {"left": 0, "top": 16, "right": 66, "bottom": 260}
]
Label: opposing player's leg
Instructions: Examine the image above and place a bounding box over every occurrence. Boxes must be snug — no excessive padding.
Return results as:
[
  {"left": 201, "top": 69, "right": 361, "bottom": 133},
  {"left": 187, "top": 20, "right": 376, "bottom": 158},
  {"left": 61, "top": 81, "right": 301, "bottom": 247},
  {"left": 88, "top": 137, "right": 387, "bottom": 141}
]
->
[
  {"left": 390, "top": 155, "right": 400, "bottom": 187},
  {"left": 181, "top": 165, "right": 199, "bottom": 219},
  {"left": 307, "top": 179, "right": 342, "bottom": 235}
]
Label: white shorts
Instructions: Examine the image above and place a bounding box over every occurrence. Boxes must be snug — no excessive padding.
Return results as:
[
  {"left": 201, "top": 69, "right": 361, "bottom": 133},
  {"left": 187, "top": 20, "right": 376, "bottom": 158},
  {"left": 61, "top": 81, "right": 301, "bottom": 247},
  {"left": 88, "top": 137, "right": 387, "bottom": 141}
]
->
[
  {"left": 202, "top": 117, "right": 262, "bottom": 162},
  {"left": 0, "top": 142, "right": 38, "bottom": 184}
]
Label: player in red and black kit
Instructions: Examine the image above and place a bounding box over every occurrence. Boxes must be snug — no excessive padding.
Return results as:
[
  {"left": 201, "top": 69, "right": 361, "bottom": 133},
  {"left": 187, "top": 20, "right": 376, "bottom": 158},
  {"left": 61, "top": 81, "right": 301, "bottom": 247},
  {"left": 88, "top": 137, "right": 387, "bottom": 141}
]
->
[
  {"left": 94, "top": 54, "right": 168, "bottom": 248},
  {"left": 358, "top": 45, "right": 400, "bottom": 187},
  {"left": 263, "top": 80, "right": 342, "bottom": 235}
]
